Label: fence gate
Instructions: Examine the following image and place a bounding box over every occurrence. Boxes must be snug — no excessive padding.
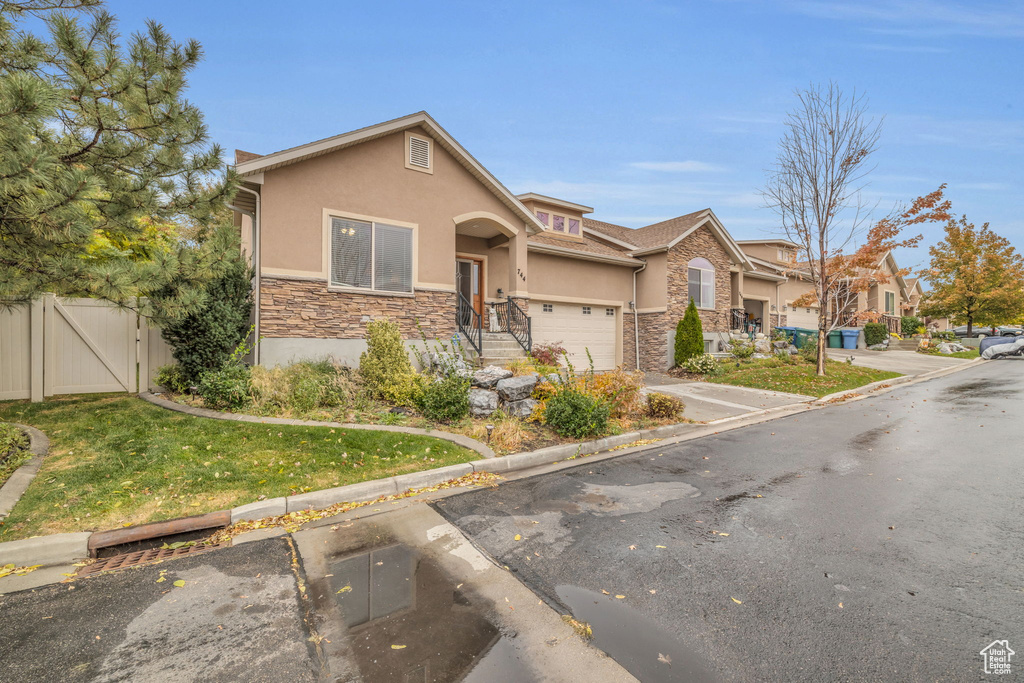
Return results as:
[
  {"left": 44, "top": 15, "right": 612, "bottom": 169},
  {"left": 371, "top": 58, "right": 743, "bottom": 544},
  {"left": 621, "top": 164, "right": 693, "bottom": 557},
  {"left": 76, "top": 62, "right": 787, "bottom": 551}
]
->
[{"left": 0, "top": 295, "right": 173, "bottom": 402}]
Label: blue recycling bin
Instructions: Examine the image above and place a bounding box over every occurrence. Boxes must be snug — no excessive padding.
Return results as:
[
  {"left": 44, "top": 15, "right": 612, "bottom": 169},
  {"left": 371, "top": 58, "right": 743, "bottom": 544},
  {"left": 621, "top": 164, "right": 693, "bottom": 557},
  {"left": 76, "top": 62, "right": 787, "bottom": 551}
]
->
[{"left": 841, "top": 329, "right": 860, "bottom": 350}]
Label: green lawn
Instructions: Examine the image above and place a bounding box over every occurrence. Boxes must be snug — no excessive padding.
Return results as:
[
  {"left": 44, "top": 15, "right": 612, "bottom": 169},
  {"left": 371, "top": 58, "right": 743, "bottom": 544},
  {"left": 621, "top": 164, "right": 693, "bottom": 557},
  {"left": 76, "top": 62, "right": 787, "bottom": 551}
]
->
[
  {"left": 0, "top": 394, "right": 476, "bottom": 540},
  {"left": 706, "top": 358, "right": 902, "bottom": 398},
  {"left": 919, "top": 349, "right": 979, "bottom": 359},
  {"left": 0, "top": 422, "right": 31, "bottom": 488}
]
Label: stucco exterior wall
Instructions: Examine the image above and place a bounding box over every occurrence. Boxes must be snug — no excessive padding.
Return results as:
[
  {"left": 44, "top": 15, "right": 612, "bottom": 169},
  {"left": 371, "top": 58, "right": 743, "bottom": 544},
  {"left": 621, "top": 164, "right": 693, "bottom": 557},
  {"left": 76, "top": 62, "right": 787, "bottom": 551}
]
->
[
  {"left": 634, "top": 252, "right": 668, "bottom": 310},
  {"left": 257, "top": 127, "right": 526, "bottom": 288},
  {"left": 527, "top": 252, "right": 633, "bottom": 304}
]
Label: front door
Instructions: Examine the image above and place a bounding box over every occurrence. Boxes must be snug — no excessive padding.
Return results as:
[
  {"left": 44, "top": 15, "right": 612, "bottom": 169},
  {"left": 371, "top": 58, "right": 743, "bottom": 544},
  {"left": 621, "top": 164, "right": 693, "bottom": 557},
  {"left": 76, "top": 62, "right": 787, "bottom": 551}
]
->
[{"left": 456, "top": 257, "right": 485, "bottom": 327}]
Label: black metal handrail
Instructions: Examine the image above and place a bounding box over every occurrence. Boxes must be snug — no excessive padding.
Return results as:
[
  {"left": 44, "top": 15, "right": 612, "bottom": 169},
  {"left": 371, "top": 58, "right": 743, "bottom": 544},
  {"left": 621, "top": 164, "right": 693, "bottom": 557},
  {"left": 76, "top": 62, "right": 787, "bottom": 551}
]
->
[
  {"left": 493, "top": 296, "right": 531, "bottom": 353},
  {"left": 456, "top": 291, "right": 482, "bottom": 355},
  {"left": 730, "top": 308, "right": 745, "bottom": 330}
]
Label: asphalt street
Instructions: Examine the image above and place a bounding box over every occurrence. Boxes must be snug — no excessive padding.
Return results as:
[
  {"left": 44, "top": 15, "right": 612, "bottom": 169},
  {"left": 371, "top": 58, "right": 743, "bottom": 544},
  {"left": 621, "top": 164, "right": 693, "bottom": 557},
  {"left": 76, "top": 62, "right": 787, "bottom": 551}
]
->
[
  {"left": 0, "top": 538, "right": 320, "bottom": 682},
  {"left": 437, "top": 359, "right": 1024, "bottom": 681}
]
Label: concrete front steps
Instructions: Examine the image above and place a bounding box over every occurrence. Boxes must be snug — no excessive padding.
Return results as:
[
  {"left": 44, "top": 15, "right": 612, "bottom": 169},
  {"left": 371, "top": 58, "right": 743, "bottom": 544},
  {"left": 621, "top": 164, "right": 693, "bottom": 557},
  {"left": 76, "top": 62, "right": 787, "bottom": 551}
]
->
[{"left": 477, "top": 331, "right": 528, "bottom": 367}]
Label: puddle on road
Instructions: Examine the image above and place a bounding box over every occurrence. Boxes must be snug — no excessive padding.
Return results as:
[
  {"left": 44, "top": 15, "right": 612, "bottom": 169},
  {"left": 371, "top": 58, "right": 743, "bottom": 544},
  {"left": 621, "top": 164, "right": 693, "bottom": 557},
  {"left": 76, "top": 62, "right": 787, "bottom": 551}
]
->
[
  {"left": 306, "top": 539, "right": 535, "bottom": 682},
  {"left": 936, "top": 378, "right": 1020, "bottom": 402},
  {"left": 556, "top": 585, "right": 718, "bottom": 683}
]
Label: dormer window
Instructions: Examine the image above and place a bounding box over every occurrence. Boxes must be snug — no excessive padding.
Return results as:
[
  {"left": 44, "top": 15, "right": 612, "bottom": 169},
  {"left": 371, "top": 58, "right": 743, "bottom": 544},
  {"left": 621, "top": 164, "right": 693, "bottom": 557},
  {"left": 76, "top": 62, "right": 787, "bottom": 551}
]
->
[
  {"left": 405, "top": 132, "right": 432, "bottom": 174},
  {"left": 569, "top": 219, "right": 580, "bottom": 235},
  {"left": 536, "top": 211, "right": 549, "bottom": 226},
  {"left": 553, "top": 215, "right": 565, "bottom": 232},
  {"left": 778, "top": 248, "right": 794, "bottom": 262}
]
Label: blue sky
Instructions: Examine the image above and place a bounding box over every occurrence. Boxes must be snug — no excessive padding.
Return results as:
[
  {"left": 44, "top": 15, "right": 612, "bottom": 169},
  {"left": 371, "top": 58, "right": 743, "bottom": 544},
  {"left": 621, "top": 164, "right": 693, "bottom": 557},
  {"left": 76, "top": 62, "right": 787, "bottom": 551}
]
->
[{"left": 109, "top": 1, "right": 1023, "bottom": 271}]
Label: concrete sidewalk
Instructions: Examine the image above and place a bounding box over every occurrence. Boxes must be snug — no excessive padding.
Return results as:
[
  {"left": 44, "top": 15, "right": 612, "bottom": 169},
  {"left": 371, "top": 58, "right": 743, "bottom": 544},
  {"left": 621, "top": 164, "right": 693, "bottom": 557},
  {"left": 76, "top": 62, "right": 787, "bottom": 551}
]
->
[
  {"left": 825, "top": 348, "right": 974, "bottom": 376},
  {"left": 645, "top": 378, "right": 814, "bottom": 422}
]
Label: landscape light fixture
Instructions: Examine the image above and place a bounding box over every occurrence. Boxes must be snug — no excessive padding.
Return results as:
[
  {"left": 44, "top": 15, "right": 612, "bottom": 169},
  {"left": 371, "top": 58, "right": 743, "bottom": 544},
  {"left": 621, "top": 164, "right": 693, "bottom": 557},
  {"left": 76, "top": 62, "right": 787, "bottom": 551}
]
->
[{"left": 486, "top": 424, "right": 495, "bottom": 444}]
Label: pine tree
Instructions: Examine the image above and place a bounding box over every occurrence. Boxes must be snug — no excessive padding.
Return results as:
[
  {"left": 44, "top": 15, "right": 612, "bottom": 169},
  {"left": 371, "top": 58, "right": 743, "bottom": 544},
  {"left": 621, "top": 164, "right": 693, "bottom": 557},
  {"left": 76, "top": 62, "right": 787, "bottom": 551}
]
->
[
  {"left": 0, "top": 1, "right": 237, "bottom": 311},
  {"left": 675, "top": 299, "right": 705, "bottom": 366}
]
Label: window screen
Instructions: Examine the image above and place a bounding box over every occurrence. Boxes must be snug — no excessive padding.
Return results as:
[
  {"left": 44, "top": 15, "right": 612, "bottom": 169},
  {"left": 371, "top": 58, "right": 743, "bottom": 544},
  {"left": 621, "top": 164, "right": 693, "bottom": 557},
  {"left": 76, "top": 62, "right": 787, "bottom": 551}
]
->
[{"left": 331, "top": 218, "right": 372, "bottom": 289}]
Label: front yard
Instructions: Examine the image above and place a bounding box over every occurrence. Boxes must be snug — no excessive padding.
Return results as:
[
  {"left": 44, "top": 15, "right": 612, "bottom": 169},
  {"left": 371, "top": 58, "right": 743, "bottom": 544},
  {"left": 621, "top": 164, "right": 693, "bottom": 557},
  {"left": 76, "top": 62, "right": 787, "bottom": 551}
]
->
[
  {"left": 0, "top": 395, "right": 476, "bottom": 540},
  {"left": 703, "top": 358, "right": 902, "bottom": 397}
]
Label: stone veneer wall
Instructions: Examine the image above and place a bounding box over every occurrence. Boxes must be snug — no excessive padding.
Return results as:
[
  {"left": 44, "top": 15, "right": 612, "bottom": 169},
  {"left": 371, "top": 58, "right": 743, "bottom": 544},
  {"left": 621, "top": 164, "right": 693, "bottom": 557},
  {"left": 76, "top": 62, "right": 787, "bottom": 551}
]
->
[
  {"left": 260, "top": 277, "right": 456, "bottom": 339},
  {"left": 629, "top": 226, "right": 735, "bottom": 372},
  {"left": 666, "top": 226, "right": 732, "bottom": 330},
  {"left": 622, "top": 313, "right": 636, "bottom": 371},
  {"left": 636, "top": 311, "right": 671, "bottom": 372}
]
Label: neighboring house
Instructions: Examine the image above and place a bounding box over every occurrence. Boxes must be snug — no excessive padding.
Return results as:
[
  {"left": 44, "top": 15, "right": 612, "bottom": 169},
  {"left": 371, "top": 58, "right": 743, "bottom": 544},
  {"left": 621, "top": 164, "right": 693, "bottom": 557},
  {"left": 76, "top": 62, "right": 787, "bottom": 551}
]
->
[
  {"left": 230, "top": 111, "right": 800, "bottom": 373},
  {"left": 737, "top": 240, "right": 921, "bottom": 333}
]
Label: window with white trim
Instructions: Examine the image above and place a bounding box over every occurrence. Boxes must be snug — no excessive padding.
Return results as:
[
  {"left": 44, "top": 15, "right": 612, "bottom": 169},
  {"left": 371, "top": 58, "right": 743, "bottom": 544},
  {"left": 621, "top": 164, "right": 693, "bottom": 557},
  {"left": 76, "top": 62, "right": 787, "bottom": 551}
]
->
[
  {"left": 330, "top": 216, "right": 412, "bottom": 293},
  {"left": 884, "top": 291, "right": 896, "bottom": 315},
  {"left": 687, "top": 257, "right": 715, "bottom": 309}
]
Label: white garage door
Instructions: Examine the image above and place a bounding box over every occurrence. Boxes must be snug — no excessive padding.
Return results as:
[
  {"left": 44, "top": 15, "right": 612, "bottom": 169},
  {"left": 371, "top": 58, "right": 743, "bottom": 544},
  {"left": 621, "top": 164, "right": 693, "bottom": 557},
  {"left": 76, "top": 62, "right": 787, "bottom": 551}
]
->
[
  {"left": 532, "top": 301, "right": 619, "bottom": 371},
  {"left": 785, "top": 306, "right": 819, "bottom": 328}
]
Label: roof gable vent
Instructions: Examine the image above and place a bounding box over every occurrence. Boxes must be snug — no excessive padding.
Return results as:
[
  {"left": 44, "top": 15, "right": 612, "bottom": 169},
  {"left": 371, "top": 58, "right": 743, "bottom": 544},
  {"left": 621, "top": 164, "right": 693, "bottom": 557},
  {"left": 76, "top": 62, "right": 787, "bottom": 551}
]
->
[{"left": 408, "top": 136, "right": 431, "bottom": 169}]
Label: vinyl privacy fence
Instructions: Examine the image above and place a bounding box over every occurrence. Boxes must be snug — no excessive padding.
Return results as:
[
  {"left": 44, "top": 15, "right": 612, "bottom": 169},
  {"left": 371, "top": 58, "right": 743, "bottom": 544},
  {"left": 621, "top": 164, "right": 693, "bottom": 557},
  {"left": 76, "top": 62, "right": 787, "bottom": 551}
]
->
[{"left": 0, "top": 295, "right": 173, "bottom": 402}]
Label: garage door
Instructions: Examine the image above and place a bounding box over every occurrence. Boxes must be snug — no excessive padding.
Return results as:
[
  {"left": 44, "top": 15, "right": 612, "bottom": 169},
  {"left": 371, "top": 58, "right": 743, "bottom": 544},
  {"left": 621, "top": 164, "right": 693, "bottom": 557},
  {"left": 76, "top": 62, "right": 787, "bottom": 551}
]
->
[
  {"left": 532, "top": 301, "right": 619, "bottom": 371},
  {"left": 785, "top": 305, "right": 819, "bottom": 328}
]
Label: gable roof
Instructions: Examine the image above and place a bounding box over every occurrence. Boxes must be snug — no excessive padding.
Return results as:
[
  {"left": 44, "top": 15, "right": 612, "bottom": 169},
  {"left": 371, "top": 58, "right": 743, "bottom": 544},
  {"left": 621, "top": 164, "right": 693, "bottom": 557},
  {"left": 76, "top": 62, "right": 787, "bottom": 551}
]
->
[
  {"left": 735, "top": 238, "right": 802, "bottom": 249},
  {"left": 584, "top": 209, "right": 752, "bottom": 268},
  {"left": 233, "top": 111, "right": 546, "bottom": 234}
]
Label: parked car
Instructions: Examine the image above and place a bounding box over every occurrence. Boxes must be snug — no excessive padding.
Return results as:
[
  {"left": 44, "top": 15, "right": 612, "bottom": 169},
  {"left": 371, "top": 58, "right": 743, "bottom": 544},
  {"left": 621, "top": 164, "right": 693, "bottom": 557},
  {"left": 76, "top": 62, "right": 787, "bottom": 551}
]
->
[{"left": 952, "top": 325, "right": 1022, "bottom": 338}]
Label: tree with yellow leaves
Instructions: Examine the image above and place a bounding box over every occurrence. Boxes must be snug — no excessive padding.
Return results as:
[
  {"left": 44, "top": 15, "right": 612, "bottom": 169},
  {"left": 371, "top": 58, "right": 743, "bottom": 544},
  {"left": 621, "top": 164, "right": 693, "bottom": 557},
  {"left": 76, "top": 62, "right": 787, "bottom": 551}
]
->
[{"left": 920, "top": 217, "right": 1024, "bottom": 336}]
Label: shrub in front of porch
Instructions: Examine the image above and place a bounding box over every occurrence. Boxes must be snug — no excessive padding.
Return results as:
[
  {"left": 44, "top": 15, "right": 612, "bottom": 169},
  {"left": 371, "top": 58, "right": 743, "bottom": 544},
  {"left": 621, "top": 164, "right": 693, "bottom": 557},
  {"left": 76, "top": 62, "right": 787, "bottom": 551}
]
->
[
  {"left": 675, "top": 300, "right": 705, "bottom": 366},
  {"left": 359, "top": 319, "right": 423, "bottom": 406},
  {"left": 864, "top": 323, "right": 888, "bottom": 347},
  {"left": 544, "top": 389, "right": 610, "bottom": 438}
]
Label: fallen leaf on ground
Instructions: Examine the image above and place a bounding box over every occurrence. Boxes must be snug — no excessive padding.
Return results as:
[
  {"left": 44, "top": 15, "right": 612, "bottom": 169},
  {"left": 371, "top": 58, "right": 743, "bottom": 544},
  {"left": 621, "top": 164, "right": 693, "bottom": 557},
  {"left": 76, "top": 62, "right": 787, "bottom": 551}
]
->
[
  {"left": 514, "top": 534, "right": 521, "bottom": 541},
  {"left": 601, "top": 589, "right": 610, "bottom": 595},
  {"left": 615, "top": 595, "right": 625, "bottom": 599},
  {"left": 658, "top": 653, "right": 672, "bottom": 665},
  {"left": 173, "top": 580, "right": 185, "bottom": 588},
  {"left": 391, "top": 644, "right": 406, "bottom": 650},
  {"left": 649, "top": 589, "right": 657, "bottom": 594},
  {"left": 336, "top": 585, "right": 352, "bottom": 593},
  {"left": 656, "top": 545, "right": 667, "bottom": 549},
  {"left": 839, "top": 602, "right": 843, "bottom": 608},
  {"left": 628, "top": 545, "right": 636, "bottom": 550},
  {"left": 731, "top": 597, "right": 742, "bottom": 604}
]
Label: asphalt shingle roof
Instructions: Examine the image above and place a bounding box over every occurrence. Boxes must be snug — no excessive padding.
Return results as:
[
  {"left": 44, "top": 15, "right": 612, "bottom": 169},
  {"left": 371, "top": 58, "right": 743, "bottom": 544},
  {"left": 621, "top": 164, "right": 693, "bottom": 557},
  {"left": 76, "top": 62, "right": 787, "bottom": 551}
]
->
[{"left": 584, "top": 209, "right": 711, "bottom": 251}]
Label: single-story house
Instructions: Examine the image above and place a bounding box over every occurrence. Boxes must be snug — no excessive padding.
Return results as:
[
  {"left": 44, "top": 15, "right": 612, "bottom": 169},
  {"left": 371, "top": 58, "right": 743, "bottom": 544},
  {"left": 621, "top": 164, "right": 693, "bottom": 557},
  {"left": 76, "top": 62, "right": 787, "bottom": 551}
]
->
[{"left": 229, "top": 111, "right": 797, "bottom": 373}]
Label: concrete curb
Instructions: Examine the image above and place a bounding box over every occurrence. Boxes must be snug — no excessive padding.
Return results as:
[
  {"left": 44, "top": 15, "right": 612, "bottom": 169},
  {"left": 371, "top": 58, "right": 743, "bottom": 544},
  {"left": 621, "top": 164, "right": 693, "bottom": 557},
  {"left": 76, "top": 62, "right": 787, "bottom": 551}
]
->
[
  {"left": 0, "top": 424, "right": 50, "bottom": 519},
  {"left": 139, "top": 391, "right": 496, "bottom": 459},
  {"left": 0, "top": 358, "right": 990, "bottom": 570},
  {"left": 813, "top": 356, "right": 985, "bottom": 405}
]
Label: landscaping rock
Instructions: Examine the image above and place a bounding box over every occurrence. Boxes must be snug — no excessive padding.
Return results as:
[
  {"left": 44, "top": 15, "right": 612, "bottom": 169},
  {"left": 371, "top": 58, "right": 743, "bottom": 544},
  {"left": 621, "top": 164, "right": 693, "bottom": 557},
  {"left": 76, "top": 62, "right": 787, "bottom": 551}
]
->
[
  {"left": 504, "top": 398, "right": 538, "bottom": 419},
  {"left": 496, "top": 375, "right": 537, "bottom": 402},
  {"left": 472, "top": 365, "right": 513, "bottom": 388},
  {"left": 868, "top": 343, "right": 888, "bottom": 351},
  {"left": 468, "top": 388, "right": 498, "bottom": 417},
  {"left": 754, "top": 339, "right": 772, "bottom": 354},
  {"left": 788, "top": 345, "right": 799, "bottom": 355},
  {"left": 429, "top": 351, "right": 472, "bottom": 378},
  {"left": 546, "top": 372, "right": 562, "bottom": 384},
  {"left": 773, "top": 340, "right": 789, "bottom": 349}
]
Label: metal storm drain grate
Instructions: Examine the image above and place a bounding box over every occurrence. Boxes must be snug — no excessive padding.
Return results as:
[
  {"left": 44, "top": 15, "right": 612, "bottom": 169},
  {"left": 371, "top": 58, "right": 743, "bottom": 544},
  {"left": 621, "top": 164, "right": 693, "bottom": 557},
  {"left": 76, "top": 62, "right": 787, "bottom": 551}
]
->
[{"left": 77, "top": 543, "right": 224, "bottom": 577}]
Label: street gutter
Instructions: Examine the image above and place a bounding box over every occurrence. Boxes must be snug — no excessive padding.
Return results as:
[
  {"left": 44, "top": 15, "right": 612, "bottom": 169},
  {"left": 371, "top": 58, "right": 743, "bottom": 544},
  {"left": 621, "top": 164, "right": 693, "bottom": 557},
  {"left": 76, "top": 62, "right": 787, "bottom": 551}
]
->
[{"left": 0, "top": 357, "right": 988, "bottom": 576}]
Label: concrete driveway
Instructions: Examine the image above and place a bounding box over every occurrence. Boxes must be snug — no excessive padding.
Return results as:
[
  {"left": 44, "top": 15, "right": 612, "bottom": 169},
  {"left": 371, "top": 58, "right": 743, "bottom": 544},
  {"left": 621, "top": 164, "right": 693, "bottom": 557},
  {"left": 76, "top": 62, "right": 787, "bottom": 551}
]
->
[
  {"left": 825, "top": 347, "right": 976, "bottom": 375},
  {"left": 645, "top": 373, "right": 814, "bottom": 422}
]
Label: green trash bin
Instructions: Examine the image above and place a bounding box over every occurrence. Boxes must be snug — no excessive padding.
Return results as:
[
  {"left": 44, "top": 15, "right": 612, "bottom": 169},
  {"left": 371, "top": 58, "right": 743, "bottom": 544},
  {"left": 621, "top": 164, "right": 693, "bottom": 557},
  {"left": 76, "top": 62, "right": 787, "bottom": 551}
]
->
[
  {"left": 792, "top": 328, "right": 816, "bottom": 348},
  {"left": 827, "top": 330, "right": 842, "bottom": 348}
]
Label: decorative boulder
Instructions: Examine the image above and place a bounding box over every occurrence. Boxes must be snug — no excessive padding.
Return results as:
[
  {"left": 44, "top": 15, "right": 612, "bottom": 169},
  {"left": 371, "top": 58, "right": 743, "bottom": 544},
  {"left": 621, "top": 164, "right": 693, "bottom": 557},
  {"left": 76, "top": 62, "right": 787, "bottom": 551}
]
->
[
  {"left": 496, "top": 375, "right": 537, "bottom": 402},
  {"left": 468, "top": 388, "right": 498, "bottom": 417},
  {"left": 787, "top": 345, "right": 799, "bottom": 355},
  {"left": 545, "top": 372, "right": 562, "bottom": 385},
  {"left": 868, "top": 343, "right": 888, "bottom": 351},
  {"left": 429, "top": 351, "right": 472, "bottom": 378},
  {"left": 472, "top": 365, "right": 513, "bottom": 389},
  {"left": 754, "top": 339, "right": 772, "bottom": 354},
  {"left": 773, "top": 340, "right": 789, "bottom": 350},
  {"left": 936, "top": 342, "right": 954, "bottom": 355},
  {"left": 504, "top": 398, "right": 538, "bottom": 419}
]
